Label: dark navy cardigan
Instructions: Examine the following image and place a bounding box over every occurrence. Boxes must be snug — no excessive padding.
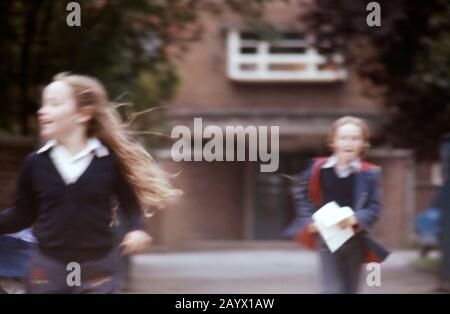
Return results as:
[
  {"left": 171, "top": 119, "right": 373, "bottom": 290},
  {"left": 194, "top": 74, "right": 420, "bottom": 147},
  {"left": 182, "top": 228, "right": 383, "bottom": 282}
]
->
[{"left": 0, "top": 150, "right": 146, "bottom": 262}]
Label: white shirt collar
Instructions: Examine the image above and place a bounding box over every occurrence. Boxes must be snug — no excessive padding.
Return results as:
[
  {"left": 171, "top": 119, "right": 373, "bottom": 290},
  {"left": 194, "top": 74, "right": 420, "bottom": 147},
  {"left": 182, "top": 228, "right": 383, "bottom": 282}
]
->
[
  {"left": 37, "top": 137, "right": 109, "bottom": 159},
  {"left": 322, "top": 154, "right": 361, "bottom": 178},
  {"left": 37, "top": 139, "right": 57, "bottom": 154}
]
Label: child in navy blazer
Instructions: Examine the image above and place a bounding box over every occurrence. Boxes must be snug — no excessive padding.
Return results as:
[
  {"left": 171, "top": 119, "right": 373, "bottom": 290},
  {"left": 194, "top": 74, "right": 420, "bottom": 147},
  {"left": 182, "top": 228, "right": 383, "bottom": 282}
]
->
[{"left": 284, "top": 116, "right": 389, "bottom": 293}]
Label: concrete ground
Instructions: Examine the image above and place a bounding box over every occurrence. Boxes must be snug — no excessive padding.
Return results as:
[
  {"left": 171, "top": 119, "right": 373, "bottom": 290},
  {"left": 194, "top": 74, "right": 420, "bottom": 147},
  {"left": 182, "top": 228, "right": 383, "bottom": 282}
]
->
[{"left": 127, "top": 241, "right": 440, "bottom": 294}]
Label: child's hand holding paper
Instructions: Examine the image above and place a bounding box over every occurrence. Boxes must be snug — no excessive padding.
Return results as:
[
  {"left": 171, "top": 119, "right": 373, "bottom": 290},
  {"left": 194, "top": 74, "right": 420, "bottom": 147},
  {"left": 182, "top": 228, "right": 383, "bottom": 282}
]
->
[
  {"left": 312, "top": 201, "right": 356, "bottom": 252},
  {"left": 338, "top": 216, "right": 358, "bottom": 229}
]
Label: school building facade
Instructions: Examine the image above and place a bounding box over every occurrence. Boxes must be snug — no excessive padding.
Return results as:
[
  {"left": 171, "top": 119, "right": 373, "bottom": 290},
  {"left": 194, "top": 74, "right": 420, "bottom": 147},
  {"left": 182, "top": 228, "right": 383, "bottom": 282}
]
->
[{"left": 152, "top": 1, "right": 438, "bottom": 249}]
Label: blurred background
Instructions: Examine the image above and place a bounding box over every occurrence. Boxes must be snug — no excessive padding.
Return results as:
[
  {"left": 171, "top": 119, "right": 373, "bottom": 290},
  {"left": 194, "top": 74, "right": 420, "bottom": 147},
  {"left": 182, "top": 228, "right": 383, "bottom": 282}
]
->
[{"left": 1, "top": 0, "right": 449, "bottom": 293}]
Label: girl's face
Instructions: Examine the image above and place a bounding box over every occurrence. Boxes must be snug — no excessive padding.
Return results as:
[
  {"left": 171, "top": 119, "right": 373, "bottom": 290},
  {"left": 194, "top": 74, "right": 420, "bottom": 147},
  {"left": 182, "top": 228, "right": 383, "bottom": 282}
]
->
[
  {"left": 332, "top": 123, "right": 364, "bottom": 161},
  {"left": 38, "top": 81, "right": 89, "bottom": 141}
]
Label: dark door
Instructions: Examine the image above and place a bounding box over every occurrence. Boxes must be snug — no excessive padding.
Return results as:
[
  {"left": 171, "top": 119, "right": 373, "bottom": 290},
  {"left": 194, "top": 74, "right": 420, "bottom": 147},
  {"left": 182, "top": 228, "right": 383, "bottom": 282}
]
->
[{"left": 252, "top": 152, "right": 315, "bottom": 239}]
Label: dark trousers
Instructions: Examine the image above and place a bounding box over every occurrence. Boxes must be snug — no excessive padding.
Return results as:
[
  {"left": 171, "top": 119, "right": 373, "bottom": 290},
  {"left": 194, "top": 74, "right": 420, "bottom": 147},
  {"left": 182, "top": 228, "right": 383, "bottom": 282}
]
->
[
  {"left": 26, "top": 247, "right": 124, "bottom": 294},
  {"left": 319, "top": 236, "right": 365, "bottom": 294}
]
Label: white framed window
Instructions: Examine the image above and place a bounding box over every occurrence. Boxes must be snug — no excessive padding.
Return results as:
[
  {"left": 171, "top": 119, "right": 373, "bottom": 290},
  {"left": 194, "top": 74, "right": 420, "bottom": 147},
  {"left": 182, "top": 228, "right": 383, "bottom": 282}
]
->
[{"left": 226, "top": 30, "right": 347, "bottom": 83}]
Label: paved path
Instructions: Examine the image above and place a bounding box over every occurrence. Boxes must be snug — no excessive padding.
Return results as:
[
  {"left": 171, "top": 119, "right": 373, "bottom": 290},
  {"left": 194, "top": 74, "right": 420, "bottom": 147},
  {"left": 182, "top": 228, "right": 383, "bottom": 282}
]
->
[{"left": 128, "top": 241, "right": 439, "bottom": 294}]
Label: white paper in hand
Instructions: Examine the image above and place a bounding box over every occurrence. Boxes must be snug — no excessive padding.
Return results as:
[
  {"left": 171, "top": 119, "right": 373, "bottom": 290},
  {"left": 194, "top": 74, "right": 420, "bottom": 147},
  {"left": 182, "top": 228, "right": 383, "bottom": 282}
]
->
[{"left": 312, "top": 201, "right": 355, "bottom": 253}]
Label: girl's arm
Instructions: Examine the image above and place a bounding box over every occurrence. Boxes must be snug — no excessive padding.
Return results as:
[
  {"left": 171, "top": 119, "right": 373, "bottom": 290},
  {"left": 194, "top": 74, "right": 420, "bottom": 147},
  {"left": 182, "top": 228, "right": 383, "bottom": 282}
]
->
[
  {"left": 114, "top": 160, "right": 152, "bottom": 254},
  {"left": 281, "top": 160, "right": 318, "bottom": 238},
  {"left": 354, "top": 169, "right": 382, "bottom": 231},
  {"left": 0, "top": 154, "right": 37, "bottom": 234},
  {"left": 114, "top": 167, "right": 147, "bottom": 233},
  {"left": 292, "top": 160, "right": 317, "bottom": 230}
]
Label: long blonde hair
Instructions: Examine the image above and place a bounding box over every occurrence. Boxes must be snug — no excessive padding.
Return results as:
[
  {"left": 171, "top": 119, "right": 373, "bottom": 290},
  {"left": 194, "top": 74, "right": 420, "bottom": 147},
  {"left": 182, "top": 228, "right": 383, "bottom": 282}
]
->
[{"left": 51, "top": 72, "right": 181, "bottom": 216}]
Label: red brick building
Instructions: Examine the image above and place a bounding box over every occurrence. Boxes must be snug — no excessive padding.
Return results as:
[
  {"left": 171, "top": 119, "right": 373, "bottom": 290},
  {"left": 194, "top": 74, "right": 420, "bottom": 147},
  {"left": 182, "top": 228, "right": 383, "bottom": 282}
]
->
[{"left": 152, "top": 1, "right": 437, "bottom": 249}]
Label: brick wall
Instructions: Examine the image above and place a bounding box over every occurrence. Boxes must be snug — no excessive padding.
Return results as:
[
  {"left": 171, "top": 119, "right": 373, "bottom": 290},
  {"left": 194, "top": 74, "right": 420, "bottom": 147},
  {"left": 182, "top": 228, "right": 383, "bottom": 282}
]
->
[
  {"left": 152, "top": 149, "right": 417, "bottom": 248},
  {"left": 369, "top": 149, "right": 416, "bottom": 248},
  {"left": 151, "top": 157, "right": 245, "bottom": 245},
  {"left": 169, "top": 1, "right": 382, "bottom": 113}
]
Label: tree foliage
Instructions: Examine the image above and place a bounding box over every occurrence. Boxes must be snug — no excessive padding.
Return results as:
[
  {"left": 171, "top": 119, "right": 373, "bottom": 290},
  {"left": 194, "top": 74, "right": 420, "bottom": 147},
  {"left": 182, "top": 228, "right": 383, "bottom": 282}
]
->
[
  {"left": 301, "top": 0, "right": 450, "bottom": 159},
  {"left": 0, "top": 0, "right": 204, "bottom": 135}
]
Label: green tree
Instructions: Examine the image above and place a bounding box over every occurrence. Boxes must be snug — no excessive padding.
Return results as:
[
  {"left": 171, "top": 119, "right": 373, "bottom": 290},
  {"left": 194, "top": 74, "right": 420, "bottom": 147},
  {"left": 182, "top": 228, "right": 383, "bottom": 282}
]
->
[
  {"left": 301, "top": 0, "right": 450, "bottom": 159},
  {"left": 0, "top": 0, "right": 204, "bottom": 135}
]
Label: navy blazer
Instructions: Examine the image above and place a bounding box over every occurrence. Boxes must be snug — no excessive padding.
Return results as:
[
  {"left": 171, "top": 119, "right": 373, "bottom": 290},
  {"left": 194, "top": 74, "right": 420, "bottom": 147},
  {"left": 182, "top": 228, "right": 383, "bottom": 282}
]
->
[{"left": 283, "top": 157, "right": 390, "bottom": 263}]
